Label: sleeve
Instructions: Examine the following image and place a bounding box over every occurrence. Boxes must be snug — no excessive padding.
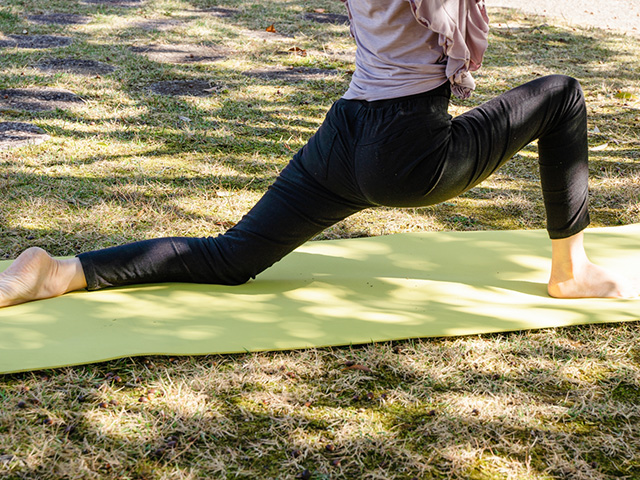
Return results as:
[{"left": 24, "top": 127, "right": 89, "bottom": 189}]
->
[{"left": 409, "top": 0, "right": 489, "bottom": 99}]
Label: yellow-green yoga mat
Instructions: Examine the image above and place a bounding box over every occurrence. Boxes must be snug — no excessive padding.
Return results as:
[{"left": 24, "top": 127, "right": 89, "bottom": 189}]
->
[{"left": 1, "top": 225, "right": 639, "bottom": 374}]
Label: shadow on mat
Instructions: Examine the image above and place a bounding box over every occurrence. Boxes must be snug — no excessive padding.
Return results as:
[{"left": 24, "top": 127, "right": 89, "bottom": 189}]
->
[{"left": 1, "top": 228, "right": 639, "bottom": 373}]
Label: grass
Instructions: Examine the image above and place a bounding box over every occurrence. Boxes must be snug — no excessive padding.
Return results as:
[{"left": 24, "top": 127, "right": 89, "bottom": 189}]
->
[{"left": 0, "top": 0, "right": 639, "bottom": 478}]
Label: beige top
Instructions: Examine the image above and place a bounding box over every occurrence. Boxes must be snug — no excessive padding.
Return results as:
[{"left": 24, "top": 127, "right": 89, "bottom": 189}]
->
[{"left": 341, "top": 0, "right": 489, "bottom": 101}]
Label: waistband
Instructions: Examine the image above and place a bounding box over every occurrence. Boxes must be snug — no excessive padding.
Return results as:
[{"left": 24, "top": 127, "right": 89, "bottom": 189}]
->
[{"left": 342, "top": 81, "right": 451, "bottom": 109}]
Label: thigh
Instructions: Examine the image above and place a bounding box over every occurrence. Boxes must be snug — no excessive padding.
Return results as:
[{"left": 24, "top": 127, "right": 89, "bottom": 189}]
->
[{"left": 425, "top": 75, "right": 587, "bottom": 205}]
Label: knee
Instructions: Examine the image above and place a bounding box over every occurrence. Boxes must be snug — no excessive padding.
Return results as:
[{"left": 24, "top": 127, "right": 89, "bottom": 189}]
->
[
  {"left": 536, "top": 75, "right": 586, "bottom": 123},
  {"left": 545, "top": 75, "right": 584, "bottom": 99}
]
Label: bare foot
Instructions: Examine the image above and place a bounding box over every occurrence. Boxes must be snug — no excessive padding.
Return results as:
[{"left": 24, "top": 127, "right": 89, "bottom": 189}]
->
[
  {"left": 548, "top": 231, "right": 640, "bottom": 299},
  {"left": 0, "top": 247, "right": 86, "bottom": 307},
  {"left": 548, "top": 261, "right": 639, "bottom": 299}
]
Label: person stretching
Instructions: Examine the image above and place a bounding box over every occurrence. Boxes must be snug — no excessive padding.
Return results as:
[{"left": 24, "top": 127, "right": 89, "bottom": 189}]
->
[{"left": 0, "top": 0, "right": 638, "bottom": 308}]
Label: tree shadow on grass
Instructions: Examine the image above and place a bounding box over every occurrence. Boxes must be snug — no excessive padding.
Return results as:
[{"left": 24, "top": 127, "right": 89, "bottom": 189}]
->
[
  {"left": 4, "top": 319, "right": 640, "bottom": 478},
  {"left": 2, "top": 4, "right": 640, "bottom": 480}
]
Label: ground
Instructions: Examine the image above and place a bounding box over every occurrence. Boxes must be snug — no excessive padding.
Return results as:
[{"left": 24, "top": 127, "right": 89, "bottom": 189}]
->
[{"left": 0, "top": 0, "right": 639, "bottom": 479}]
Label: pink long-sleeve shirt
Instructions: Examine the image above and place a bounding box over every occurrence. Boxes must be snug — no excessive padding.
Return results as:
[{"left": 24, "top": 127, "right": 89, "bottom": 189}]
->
[{"left": 341, "top": 0, "right": 489, "bottom": 101}]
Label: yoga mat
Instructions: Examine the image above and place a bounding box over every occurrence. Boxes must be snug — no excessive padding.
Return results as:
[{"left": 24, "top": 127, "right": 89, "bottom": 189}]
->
[{"left": 1, "top": 225, "right": 639, "bottom": 374}]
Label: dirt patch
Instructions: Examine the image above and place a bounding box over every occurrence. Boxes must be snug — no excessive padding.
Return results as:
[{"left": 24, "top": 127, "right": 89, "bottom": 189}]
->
[
  {"left": 147, "top": 80, "right": 219, "bottom": 97},
  {"left": 0, "top": 34, "right": 73, "bottom": 49},
  {"left": 130, "top": 19, "right": 183, "bottom": 31},
  {"left": 0, "top": 122, "right": 50, "bottom": 150},
  {"left": 189, "top": 7, "right": 238, "bottom": 18},
  {"left": 36, "top": 58, "right": 115, "bottom": 75},
  {"left": 0, "top": 88, "right": 84, "bottom": 112},
  {"left": 303, "top": 12, "right": 350, "bottom": 25},
  {"left": 27, "top": 13, "right": 91, "bottom": 25},
  {"left": 243, "top": 66, "right": 341, "bottom": 82},
  {"left": 82, "top": 0, "right": 145, "bottom": 6},
  {"left": 130, "top": 44, "right": 230, "bottom": 64},
  {"left": 240, "top": 28, "right": 294, "bottom": 42}
]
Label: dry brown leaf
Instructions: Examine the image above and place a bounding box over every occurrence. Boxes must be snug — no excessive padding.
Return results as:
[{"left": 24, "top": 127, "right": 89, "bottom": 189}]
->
[
  {"left": 288, "top": 46, "right": 307, "bottom": 56},
  {"left": 215, "top": 221, "right": 236, "bottom": 229}
]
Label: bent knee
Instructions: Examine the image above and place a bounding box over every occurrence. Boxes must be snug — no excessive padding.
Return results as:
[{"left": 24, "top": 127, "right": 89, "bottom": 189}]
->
[{"left": 543, "top": 74, "right": 584, "bottom": 98}]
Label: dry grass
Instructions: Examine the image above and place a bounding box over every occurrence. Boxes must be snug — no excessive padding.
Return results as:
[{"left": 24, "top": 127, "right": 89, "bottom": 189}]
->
[{"left": 0, "top": 0, "right": 639, "bottom": 479}]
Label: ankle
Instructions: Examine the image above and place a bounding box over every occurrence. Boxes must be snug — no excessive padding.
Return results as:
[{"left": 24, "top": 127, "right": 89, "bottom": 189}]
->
[
  {"left": 549, "top": 232, "right": 589, "bottom": 283},
  {"left": 550, "top": 255, "right": 589, "bottom": 282},
  {"left": 57, "top": 257, "right": 87, "bottom": 293}
]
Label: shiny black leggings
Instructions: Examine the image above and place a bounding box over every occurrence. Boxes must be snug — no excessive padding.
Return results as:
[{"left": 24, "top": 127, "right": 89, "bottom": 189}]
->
[{"left": 79, "top": 75, "right": 590, "bottom": 290}]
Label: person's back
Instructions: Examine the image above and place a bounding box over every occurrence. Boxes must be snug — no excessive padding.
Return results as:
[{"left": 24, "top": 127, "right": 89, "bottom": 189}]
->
[{"left": 342, "top": 0, "right": 448, "bottom": 101}]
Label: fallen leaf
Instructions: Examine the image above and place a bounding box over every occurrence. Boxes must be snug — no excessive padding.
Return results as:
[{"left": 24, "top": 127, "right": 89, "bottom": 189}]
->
[
  {"left": 265, "top": 23, "right": 276, "bottom": 33},
  {"left": 314, "top": 8, "right": 325, "bottom": 13},
  {"left": 215, "top": 221, "right": 235, "bottom": 229},
  {"left": 288, "top": 46, "right": 307, "bottom": 56},
  {"left": 590, "top": 143, "right": 609, "bottom": 151},
  {"left": 615, "top": 90, "right": 637, "bottom": 100}
]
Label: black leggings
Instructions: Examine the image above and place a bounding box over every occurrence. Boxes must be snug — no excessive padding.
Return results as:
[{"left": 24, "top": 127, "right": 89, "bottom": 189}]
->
[{"left": 78, "top": 75, "right": 590, "bottom": 290}]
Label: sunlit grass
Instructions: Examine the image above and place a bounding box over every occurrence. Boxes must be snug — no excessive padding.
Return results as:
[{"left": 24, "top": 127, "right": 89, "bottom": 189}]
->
[{"left": 0, "top": 0, "right": 639, "bottom": 478}]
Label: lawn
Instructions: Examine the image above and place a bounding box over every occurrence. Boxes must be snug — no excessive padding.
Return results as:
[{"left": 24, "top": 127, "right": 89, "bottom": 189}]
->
[{"left": 0, "top": 0, "right": 639, "bottom": 478}]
